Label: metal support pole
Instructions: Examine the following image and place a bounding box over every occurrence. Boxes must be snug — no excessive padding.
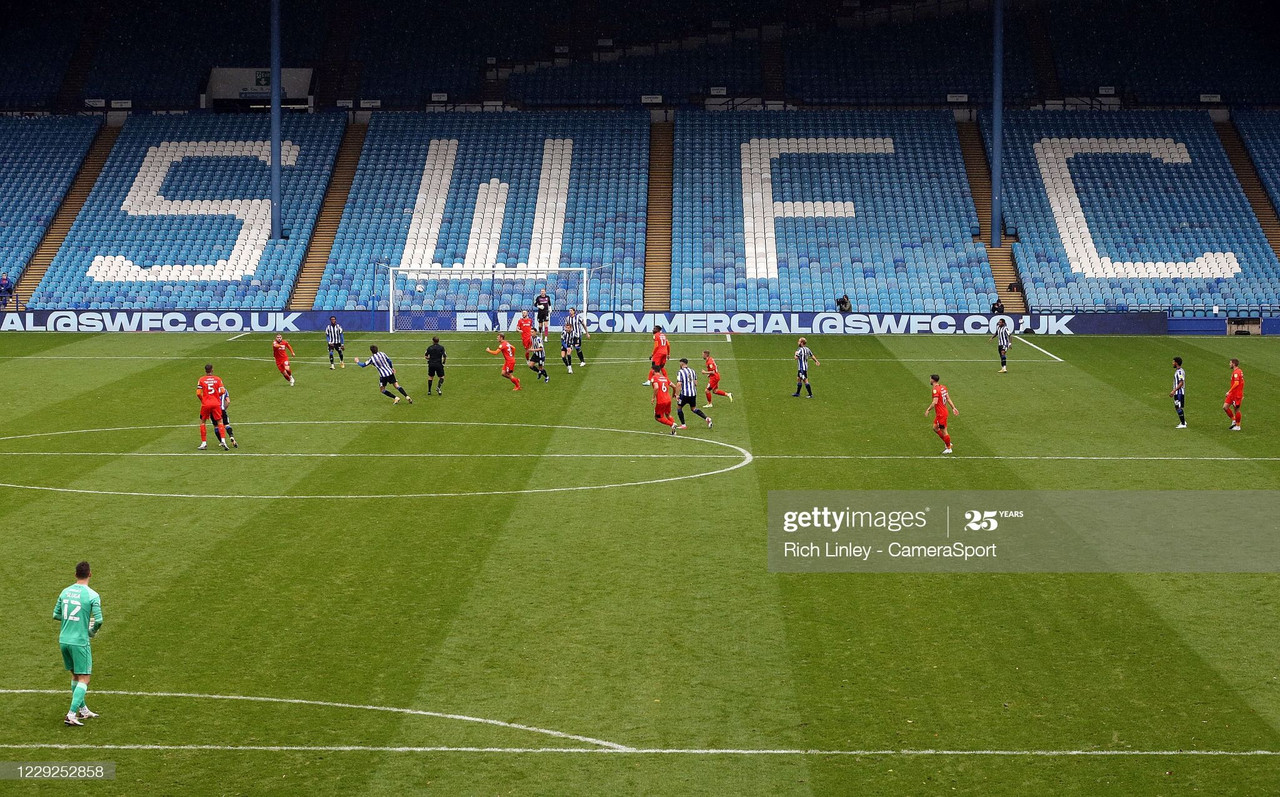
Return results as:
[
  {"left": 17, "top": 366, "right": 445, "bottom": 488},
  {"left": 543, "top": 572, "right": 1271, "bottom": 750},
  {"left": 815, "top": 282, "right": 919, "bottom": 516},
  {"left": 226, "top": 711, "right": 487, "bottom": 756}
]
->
[
  {"left": 269, "top": 0, "right": 283, "bottom": 239},
  {"left": 991, "top": 0, "right": 1004, "bottom": 250}
]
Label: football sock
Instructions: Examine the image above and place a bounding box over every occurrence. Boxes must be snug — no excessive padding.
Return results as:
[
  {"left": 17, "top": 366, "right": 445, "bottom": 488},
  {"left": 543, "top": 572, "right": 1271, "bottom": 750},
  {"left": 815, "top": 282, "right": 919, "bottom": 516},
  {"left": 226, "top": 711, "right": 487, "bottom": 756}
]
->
[
  {"left": 381, "top": 389, "right": 396, "bottom": 399},
  {"left": 805, "top": 384, "right": 813, "bottom": 397},
  {"left": 200, "top": 423, "right": 207, "bottom": 442},
  {"left": 224, "top": 424, "right": 235, "bottom": 437},
  {"left": 216, "top": 423, "right": 227, "bottom": 441},
  {"left": 693, "top": 408, "right": 708, "bottom": 420},
  {"left": 677, "top": 407, "right": 686, "bottom": 424},
  {"left": 1000, "top": 353, "right": 1007, "bottom": 366},
  {"left": 396, "top": 385, "right": 408, "bottom": 396},
  {"left": 338, "top": 350, "right": 344, "bottom": 362},
  {"left": 514, "top": 378, "right": 521, "bottom": 389},
  {"left": 713, "top": 389, "right": 728, "bottom": 397},
  {"left": 1225, "top": 406, "right": 1235, "bottom": 419},
  {"left": 1176, "top": 407, "right": 1185, "bottom": 423},
  {"left": 329, "top": 352, "right": 335, "bottom": 364},
  {"left": 943, "top": 433, "right": 952, "bottom": 446},
  {"left": 427, "top": 379, "right": 433, "bottom": 392},
  {"left": 796, "top": 381, "right": 803, "bottom": 394},
  {"left": 1235, "top": 410, "right": 1242, "bottom": 424},
  {"left": 70, "top": 682, "right": 86, "bottom": 714},
  {"left": 657, "top": 415, "right": 674, "bottom": 427},
  {"left": 647, "top": 369, "right": 655, "bottom": 382},
  {"left": 935, "top": 428, "right": 947, "bottom": 441}
]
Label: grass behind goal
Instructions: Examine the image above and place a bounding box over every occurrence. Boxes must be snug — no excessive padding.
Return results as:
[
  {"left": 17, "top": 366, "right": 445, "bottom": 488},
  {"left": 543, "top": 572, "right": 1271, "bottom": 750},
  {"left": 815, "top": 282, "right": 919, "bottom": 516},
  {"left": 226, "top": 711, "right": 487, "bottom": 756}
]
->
[{"left": 0, "top": 331, "right": 1278, "bottom": 794}]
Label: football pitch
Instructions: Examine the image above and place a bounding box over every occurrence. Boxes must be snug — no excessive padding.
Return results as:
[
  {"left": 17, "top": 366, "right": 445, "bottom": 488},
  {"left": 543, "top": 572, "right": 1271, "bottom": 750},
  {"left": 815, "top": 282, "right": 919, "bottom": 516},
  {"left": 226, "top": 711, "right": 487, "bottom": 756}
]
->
[{"left": 1, "top": 330, "right": 1278, "bottom": 794}]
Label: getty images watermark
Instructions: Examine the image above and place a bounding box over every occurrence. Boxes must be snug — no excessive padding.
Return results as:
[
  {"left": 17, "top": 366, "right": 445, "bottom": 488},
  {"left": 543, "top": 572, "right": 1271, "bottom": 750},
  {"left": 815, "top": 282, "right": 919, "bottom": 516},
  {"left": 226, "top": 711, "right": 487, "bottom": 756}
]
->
[{"left": 768, "top": 491, "right": 1280, "bottom": 573}]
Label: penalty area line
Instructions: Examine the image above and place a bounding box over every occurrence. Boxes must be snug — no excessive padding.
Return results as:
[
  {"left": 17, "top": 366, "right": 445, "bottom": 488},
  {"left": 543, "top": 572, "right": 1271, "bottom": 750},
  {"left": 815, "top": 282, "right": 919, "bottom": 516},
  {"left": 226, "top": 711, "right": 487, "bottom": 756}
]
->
[
  {"left": 1016, "top": 335, "right": 1063, "bottom": 362},
  {"left": 226, "top": 331, "right": 250, "bottom": 341}
]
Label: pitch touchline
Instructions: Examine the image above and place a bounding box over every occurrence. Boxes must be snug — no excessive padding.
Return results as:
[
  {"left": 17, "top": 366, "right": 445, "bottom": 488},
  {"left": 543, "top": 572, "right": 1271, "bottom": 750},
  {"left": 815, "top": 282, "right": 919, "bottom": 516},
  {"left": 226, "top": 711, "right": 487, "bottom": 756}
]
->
[
  {"left": 754, "top": 455, "right": 1280, "bottom": 462},
  {"left": 0, "top": 452, "right": 740, "bottom": 459}
]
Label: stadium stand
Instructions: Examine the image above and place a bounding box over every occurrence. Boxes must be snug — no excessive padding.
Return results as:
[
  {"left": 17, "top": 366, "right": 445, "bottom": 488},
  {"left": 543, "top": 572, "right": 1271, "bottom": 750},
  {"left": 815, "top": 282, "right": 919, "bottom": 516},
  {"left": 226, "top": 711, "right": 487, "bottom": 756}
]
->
[
  {"left": 28, "top": 112, "right": 344, "bottom": 310},
  {"left": 982, "top": 110, "right": 1280, "bottom": 316},
  {"left": 353, "top": 6, "right": 484, "bottom": 107},
  {"left": 1046, "top": 0, "right": 1280, "bottom": 105},
  {"left": 507, "top": 42, "right": 762, "bottom": 107},
  {"left": 315, "top": 111, "right": 649, "bottom": 314},
  {"left": 82, "top": 0, "right": 327, "bottom": 109},
  {"left": 785, "top": 15, "right": 1038, "bottom": 105},
  {"left": 0, "top": 117, "right": 102, "bottom": 293},
  {"left": 0, "top": 7, "right": 81, "bottom": 110},
  {"left": 673, "top": 110, "right": 997, "bottom": 312},
  {"left": 1235, "top": 112, "right": 1280, "bottom": 242}
]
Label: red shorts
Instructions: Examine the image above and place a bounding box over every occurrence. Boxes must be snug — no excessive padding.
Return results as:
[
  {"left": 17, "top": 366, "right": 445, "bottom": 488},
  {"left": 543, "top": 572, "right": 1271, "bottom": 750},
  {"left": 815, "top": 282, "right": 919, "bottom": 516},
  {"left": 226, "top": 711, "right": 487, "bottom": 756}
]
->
[
  {"left": 276, "top": 358, "right": 290, "bottom": 372},
  {"left": 655, "top": 401, "right": 672, "bottom": 416},
  {"left": 503, "top": 360, "right": 515, "bottom": 375},
  {"left": 1226, "top": 393, "right": 1243, "bottom": 406},
  {"left": 200, "top": 405, "right": 223, "bottom": 422},
  {"left": 934, "top": 411, "right": 948, "bottom": 428},
  {"left": 708, "top": 373, "right": 721, "bottom": 390},
  {"left": 521, "top": 335, "right": 533, "bottom": 350},
  {"left": 652, "top": 354, "right": 668, "bottom": 369}
]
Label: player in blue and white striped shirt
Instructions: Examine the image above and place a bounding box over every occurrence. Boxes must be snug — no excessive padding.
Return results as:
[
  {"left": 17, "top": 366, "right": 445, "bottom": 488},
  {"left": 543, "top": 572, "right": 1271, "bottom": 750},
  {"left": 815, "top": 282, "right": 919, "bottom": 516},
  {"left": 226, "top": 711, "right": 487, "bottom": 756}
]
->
[
  {"left": 792, "top": 337, "right": 820, "bottom": 398},
  {"left": 1170, "top": 357, "right": 1186, "bottom": 428},
  {"left": 990, "top": 318, "right": 1012, "bottom": 373},
  {"left": 325, "top": 316, "right": 345, "bottom": 370},
  {"left": 219, "top": 388, "right": 238, "bottom": 448},
  {"left": 528, "top": 333, "right": 549, "bottom": 383},
  {"left": 565, "top": 307, "right": 589, "bottom": 366},
  {"left": 355, "top": 345, "right": 413, "bottom": 404},
  {"left": 675, "top": 359, "right": 712, "bottom": 429}
]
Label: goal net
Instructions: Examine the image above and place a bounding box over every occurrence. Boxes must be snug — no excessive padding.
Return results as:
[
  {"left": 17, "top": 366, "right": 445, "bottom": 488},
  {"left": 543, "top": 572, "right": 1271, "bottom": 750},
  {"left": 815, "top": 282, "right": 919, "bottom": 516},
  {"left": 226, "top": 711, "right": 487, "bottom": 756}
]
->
[{"left": 387, "top": 267, "right": 590, "bottom": 332}]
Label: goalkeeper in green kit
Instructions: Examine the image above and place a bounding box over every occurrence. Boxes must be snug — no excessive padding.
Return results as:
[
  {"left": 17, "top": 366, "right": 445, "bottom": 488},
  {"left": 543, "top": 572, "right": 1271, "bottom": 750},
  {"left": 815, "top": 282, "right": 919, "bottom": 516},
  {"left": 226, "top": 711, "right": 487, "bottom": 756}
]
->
[{"left": 53, "top": 561, "right": 103, "bottom": 727}]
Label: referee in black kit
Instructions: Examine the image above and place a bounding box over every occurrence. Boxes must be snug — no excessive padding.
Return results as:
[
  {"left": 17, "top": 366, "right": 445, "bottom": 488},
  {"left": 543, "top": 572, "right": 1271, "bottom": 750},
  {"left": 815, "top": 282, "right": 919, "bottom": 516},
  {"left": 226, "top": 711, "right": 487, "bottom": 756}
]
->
[
  {"left": 356, "top": 345, "right": 413, "bottom": 404},
  {"left": 425, "top": 336, "right": 446, "bottom": 395}
]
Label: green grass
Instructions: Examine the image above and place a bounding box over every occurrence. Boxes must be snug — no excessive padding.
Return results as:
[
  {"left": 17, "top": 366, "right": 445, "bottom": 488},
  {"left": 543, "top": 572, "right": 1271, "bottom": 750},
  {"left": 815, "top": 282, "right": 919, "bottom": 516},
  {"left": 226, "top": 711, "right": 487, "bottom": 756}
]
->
[{"left": 0, "top": 331, "right": 1278, "bottom": 795}]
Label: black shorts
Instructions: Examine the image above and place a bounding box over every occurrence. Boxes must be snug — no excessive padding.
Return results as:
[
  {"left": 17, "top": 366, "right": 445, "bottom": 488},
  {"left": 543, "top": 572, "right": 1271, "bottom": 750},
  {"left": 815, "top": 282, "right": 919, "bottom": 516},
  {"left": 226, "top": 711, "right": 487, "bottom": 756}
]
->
[
  {"left": 428, "top": 363, "right": 444, "bottom": 378},
  {"left": 328, "top": 343, "right": 344, "bottom": 351},
  {"left": 530, "top": 354, "right": 546, "bottom": 366},
  {"left": 379, "top": 374, "right": 397, "bottom": 387},
  {"left": 536, "top": 309, "right": 550, "bottom": 322},
  {"left": 678, "top": 395, "right": 698, "bottom": 408},
  {"left": 797, "top": 368, "right": 808, "bottom": 380}
]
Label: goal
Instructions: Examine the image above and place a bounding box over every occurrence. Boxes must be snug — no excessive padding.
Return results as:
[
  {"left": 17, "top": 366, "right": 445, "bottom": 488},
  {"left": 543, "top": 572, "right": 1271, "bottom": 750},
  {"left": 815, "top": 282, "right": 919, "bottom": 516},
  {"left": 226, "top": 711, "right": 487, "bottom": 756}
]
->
[{"left": 387, "top": 267, "right": 590, "bottom": 332}]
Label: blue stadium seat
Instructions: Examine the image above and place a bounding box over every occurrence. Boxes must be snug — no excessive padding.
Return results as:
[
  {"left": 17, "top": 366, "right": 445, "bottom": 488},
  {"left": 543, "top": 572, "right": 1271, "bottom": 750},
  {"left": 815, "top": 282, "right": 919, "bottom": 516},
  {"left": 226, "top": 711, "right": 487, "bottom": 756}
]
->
[
  {"left": 29, "top": 112, "right": 343, "bottom": 310},
  {"left": 316, "top": 111, "right": 648, "bottom": 313},
  {"left": 0, "top": 116, "right": 101, "bottom": 286},
  {"left": 674, "top": 110, "right": 996, "bottom": 312},
  {"left": 981, "top": 110, "right": 1280, "bottom": 316}
]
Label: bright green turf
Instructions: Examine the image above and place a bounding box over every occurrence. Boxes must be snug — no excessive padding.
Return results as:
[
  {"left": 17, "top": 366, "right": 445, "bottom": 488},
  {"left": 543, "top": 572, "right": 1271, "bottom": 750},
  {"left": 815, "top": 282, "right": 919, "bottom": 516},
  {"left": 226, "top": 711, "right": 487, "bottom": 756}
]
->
[{"left": 0, "top": 331, "right": 1277, "bottom": 795}]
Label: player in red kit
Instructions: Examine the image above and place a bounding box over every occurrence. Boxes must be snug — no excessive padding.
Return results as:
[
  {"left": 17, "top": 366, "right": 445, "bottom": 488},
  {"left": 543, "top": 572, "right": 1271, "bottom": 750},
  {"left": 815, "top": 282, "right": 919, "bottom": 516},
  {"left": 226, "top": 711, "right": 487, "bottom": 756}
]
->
[
  {"left": 643, "top": 327, "right": 670, "bottom": 386},
  {"left": 516, "top": 310, "right": 534, "bottom": 360},
  {"left": 196, "top": 363, "right": 230, "bottom": 450},
  {"left": 486, "top": 333, "right": 522, "bottom": 391},
  {"left": 925, "top": 374, "right": 959, "bottom": 454},
  {"left": 272, "top": 334, "right": 296, "bottom": 385},
  {"left": 701, "top": 349, "right": 733, "bottom": 407},
  {"left": 1224, "top": 357, "right": 1244, "bottom": 430},
  {"left": 652, "top": 371, "right": 677, "bottom": 434}
]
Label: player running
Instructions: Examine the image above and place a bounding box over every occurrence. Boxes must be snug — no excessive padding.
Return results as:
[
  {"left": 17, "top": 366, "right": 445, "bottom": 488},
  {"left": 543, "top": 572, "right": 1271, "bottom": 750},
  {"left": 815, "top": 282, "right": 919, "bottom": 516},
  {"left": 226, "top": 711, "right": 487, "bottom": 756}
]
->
[
  {"left": 1224, "top": 358, "right": 1244, "bottom": 430},
  {"left": 516, "top": 310, "right": 535, "bottom": 360},
  {"left": 534, "top": 288, "right": 552, "bottom": 336},
  {"left": 643, "top": 326, "right": 670, "bottom": 386},
  {"left": 425, "top": 336, "right": 446, "bottom": 395},
  {"left": 272, "top": 334, "right": 296, "bottom": 385},
  {"left": 196, "top": 363, "right": 230, "bottom": 451},
  {"left": 652, "top": 370, "right": 677, "bottom": 434},
  {"left": 1171, "top": 357, "right": 1187, "bottom": 429},
  {"left": 926, "top": 374, "right": 960, "bottom": 454},
  {"left": 676, "top": 359, "right": 712, "bottom": 429},
  {"left": 486, "top": 333, "right": 522, "bottom": 391},
  {"left": 355, "top": 345, "right": 413, "bottom": 404},
  {"left": 792, "top": 338, "right": 820, "bottom": 397},
  {"left": 701, "top": 349, "right": 732, "bottom": 407},
  {"left": 325, "top": 316, "right": 345, "bottom": 370},
  {"left": 559, "top": 321, "right": 576, "bottom": 374},
  {"left": 566, "top": 307, "right": 589, "bottom": 365},
  {"left": 990, "top": 318, "right": 1011, "bottom": 373},
  {"left": 54, "top": 561, "right": 103, "bottom": 727},
  {"left": 528, "top": 332, "right": 550, "bottom": 383},
  {"left": 219, "top": 385, "right": 238, "bottom": 448}
]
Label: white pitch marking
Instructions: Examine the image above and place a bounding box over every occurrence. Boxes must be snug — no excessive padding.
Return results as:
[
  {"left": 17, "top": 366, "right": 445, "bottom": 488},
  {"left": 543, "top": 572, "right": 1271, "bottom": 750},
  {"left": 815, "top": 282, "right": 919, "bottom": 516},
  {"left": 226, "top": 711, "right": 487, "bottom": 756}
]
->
[
  {"left": 0, "top": 452, "right": 740, "bottom": 460},
  {"left": 725, "top": 333, "right": 732, "bottom": 342},
  {"left": 0, "top": 420, "right": 754, "bottom": 500},
  {"left": 0, "top": 689, "right": 628, "bottom": 750},
  {"left": 0, "top": 743, "right": 1274, "bottom": 757},
  {"left": 754, "top": 455, "right": 1280, "bottom": 462},
  {"left": 1015, "top": 335, "right": 1064, "bottom": 362},
  {"left": 227, "top": 332, "right": 250, "bottom": 341}
]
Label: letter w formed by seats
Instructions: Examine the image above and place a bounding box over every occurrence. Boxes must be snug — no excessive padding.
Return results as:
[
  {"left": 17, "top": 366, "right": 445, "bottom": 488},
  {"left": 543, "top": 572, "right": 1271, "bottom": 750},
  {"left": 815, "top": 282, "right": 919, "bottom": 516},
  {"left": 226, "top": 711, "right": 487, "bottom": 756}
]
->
[
  {"left": 740, "top": 137, "right": 894, "bottom": 281},
  {"left": 399, "top": 138, "right": 572, "bottom": 274}
]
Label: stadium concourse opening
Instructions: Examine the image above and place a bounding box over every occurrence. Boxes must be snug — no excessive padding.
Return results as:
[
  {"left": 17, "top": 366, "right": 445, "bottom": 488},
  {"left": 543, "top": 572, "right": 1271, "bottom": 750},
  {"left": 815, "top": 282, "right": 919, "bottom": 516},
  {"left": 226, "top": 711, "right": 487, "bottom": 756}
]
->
[{"left": 2, "top": 0, "right": 1280, "bottom": 793}]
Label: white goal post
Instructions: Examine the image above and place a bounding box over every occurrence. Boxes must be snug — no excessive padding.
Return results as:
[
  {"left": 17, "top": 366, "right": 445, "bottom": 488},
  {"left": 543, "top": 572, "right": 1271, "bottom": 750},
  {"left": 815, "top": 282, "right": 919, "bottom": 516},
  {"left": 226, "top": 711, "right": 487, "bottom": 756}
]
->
[{"left": 387, "top": 267, "right": 591, "bottom": 332}]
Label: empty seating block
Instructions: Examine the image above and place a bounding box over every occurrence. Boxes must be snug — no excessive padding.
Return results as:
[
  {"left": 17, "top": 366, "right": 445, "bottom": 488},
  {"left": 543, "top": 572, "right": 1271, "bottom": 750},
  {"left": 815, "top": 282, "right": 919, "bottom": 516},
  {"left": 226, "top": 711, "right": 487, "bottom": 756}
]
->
[
  {"left": 1236, "top": 111, "right": 1280, "bottom": 220},
  {"left": 983, "top": 110, "right": 1280, "bottom": 315},
  {"left": 508, "top": 43, "right": 762, "bottom": 107},
  {"left": 317, "top": 111, "right": 648, "bottom": 313},
  {"left": 30, "top": 113, "right": 344, "bottom": 310},
  {"left": 0, "top": 7, "right": 80, "bottom": 110},
  {"left": 674, "top": 110, "right": 996, "bottom": 312},
  {"left": 0, "top": 116, "right": 101, "bottom": 283}
]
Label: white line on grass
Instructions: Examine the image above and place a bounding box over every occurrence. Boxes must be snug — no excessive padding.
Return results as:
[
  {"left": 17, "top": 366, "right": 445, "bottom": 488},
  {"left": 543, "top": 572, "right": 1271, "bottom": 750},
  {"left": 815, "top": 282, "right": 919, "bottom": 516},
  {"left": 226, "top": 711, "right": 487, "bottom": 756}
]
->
[
  {"left": 754, "top": 454, "right": 1280, "bottom": 462},
  {"left": 226, "top": 332, "right": 250, "bottom": 341},
  {"left": 1016, "top": 335, "right": 1064, "bottom": 362},
  {"left": 0, "top": 689, "right": 628, "bottom": 750},
  {"left": 0, "top": 452, "right": 741, "bottom": 460},
  {"left": 0, "top": 420, "right": 754, "bottom": 499}
]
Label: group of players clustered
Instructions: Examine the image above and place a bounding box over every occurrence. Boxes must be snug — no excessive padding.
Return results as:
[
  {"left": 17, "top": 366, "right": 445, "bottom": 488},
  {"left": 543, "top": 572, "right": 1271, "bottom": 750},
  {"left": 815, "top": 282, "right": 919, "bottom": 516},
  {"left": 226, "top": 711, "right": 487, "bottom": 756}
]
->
[{"left": 193, "top": 297, "right": 1250, "bottom": 455}]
